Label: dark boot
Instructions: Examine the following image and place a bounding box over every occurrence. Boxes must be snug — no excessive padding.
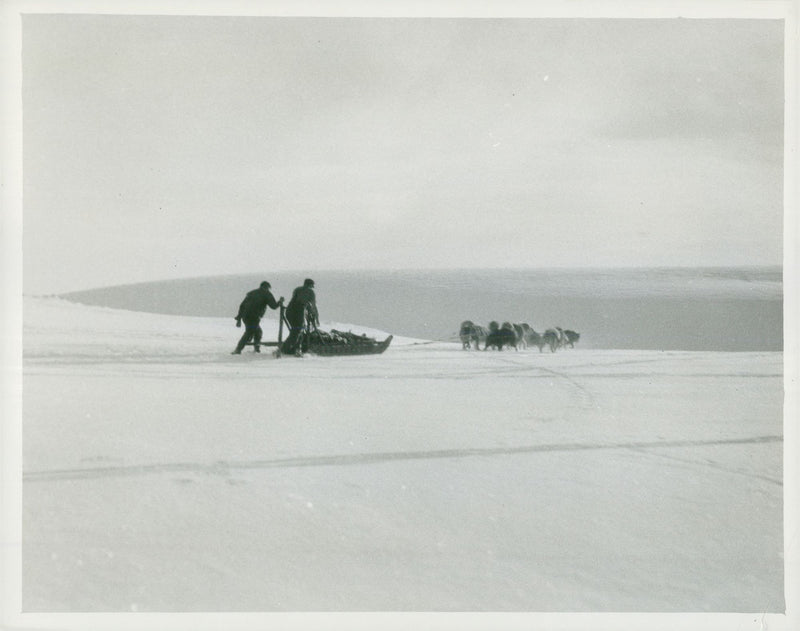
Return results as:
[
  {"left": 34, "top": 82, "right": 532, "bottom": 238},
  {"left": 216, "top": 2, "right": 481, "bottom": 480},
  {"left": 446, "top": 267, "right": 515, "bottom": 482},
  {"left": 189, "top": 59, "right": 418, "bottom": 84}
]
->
[{"left": 235, "top": 325, "right": 255, "bottom": 355}]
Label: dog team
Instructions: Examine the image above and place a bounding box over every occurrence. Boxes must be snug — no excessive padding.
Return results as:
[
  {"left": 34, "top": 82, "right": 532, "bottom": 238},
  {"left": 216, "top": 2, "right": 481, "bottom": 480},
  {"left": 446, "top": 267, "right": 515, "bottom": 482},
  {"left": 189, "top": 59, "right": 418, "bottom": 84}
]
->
[{"left": 459, "top": 320, "right": 580, "bottom": 352}]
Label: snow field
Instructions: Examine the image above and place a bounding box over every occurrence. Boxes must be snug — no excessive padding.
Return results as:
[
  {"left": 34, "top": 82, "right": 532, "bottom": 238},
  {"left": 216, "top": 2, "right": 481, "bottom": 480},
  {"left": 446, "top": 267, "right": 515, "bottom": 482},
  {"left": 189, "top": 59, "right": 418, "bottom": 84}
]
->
[{"left": 17, "top": 297, "right": 786, "bottom": 619}]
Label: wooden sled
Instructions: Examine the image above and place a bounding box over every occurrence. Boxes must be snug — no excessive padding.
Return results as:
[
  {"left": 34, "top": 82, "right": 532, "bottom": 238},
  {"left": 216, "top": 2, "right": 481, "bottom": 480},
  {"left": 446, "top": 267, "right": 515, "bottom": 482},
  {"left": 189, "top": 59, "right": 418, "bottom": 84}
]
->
[
  {"left": 246, "top": 304, "right": 392, "bottom": 357},
  {"left": 305, "top": 334, "right": 393, "bottom": 356}
]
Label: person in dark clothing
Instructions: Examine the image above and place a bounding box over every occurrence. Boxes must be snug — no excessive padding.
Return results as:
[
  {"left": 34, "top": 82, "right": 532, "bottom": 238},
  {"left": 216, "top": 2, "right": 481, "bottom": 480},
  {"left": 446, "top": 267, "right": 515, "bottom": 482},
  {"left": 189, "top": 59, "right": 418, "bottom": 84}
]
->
[
  {"left": 282, "top": 278, "right": 319, "bottom": 355},
  {"left": 232, "top": 281, "right": 283, "bottom": 354}
]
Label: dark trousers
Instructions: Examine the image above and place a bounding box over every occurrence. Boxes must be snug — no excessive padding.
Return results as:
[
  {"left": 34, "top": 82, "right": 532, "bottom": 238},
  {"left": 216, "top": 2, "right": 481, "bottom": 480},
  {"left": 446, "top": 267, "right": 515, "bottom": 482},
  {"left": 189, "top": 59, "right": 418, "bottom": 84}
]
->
[
  {"left": 281, "top": 307, "right": 306, "bottom": 354},
  {"left": 235, "top": 319, "right": 262, "bottom": 352}
]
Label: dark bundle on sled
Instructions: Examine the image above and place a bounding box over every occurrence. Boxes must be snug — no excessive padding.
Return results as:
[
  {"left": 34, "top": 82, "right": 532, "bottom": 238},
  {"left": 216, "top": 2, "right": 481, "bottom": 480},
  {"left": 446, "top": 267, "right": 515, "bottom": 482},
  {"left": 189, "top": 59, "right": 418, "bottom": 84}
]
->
[
  {"left": 302, "top": 328, "right": 393, "bottom": 356},
  {"left": 248, "top": 304, "right": 393, "bottom": 357}
]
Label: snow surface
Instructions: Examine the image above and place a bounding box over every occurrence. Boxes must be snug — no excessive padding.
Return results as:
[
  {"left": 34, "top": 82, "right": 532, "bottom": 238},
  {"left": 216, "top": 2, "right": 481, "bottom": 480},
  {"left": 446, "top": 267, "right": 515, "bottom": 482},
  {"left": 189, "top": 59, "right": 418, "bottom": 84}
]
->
[{"left": 8, "top": 297, "right": 794, "bottom": 629}]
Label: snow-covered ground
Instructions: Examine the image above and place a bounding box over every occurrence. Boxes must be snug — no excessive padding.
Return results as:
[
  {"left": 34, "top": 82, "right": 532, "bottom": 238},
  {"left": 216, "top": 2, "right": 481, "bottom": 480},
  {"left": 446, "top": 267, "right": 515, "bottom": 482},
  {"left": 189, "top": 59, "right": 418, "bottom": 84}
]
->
[{"left": 9, "top": 297, "right": 793, "bottom": 628}]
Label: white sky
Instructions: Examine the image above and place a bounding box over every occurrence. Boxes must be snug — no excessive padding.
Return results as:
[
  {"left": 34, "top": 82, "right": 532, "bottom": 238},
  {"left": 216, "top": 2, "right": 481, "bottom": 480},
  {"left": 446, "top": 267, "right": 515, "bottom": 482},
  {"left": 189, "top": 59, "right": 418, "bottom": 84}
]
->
[{"left": 10, "top": 5, "right": 789, "bottom": 293}]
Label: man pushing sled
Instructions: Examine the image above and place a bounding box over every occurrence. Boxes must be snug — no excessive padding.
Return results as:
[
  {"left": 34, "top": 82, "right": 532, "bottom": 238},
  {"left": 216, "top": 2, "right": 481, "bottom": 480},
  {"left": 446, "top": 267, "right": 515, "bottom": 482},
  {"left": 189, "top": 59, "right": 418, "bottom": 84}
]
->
[
  {"left": 281, "top": 278, "right": 320, "bottom": 356},
  {"left": 231, "top": 281, "right": 283, "bottom": 354}
]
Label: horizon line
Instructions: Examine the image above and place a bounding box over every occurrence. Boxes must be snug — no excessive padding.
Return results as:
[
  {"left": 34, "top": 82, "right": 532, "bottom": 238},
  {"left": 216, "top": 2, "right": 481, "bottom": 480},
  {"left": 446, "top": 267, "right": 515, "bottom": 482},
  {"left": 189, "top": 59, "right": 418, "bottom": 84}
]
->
[{"left": 46, "top": 263, "right": 784, "bottom": 297}]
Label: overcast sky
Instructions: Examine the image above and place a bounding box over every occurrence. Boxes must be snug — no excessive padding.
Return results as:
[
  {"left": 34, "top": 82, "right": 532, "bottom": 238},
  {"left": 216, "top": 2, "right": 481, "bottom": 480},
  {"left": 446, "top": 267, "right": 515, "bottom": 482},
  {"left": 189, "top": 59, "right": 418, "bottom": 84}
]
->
[{"left": 18, "top": 11, "right": 785, "bottom": 293}]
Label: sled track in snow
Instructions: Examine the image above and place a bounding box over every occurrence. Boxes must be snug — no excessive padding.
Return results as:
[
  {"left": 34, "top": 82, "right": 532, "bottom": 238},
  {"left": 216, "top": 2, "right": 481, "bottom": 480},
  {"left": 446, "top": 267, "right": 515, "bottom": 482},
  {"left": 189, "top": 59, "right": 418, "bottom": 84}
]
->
[
  {"left": 493, "top": 353, "right": 596, "bottom": 409},
  {"left": 23, "top": 435, "right": 783, "bottom": 483}
]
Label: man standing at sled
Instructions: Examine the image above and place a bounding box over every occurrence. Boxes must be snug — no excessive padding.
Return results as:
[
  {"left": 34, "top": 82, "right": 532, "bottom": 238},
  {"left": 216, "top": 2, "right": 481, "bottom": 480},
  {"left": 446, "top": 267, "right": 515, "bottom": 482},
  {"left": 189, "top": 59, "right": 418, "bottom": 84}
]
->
[
  {"left": 232, "top": 281, "right": 283, "bottom": 354},
  {"left": 283, "top": 278, "right": 319, "bottom": 355}
]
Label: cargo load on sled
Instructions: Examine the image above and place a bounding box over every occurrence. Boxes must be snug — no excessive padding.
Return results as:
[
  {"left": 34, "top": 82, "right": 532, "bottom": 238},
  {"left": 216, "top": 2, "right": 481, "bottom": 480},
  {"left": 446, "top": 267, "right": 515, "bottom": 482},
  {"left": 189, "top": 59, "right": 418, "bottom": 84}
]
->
[
  {"left": 248, "top": 304, "right": 392, "bottom": 357},
  {"left": 294, "top": 328, "right": 393, "bottom": 356}
]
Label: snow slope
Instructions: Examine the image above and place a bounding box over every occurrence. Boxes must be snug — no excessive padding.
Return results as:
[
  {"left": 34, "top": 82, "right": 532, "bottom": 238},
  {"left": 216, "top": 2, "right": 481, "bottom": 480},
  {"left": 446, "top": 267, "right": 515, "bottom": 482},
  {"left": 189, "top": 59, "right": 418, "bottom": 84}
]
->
[{"left": 9, "top": 297, "right": 792, "bottom": 629}]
